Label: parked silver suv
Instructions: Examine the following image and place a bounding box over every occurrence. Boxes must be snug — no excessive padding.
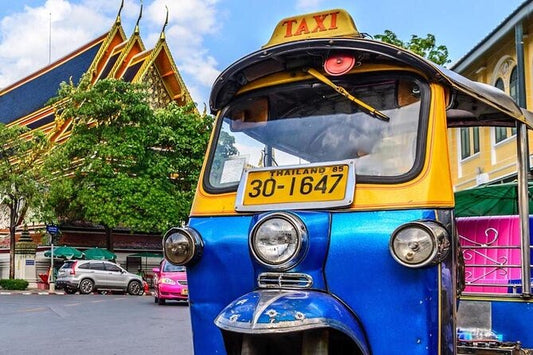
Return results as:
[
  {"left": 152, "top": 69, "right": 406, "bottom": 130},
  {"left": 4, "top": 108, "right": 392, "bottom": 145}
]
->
[{"left": 56, "top": 260, "right": 143, "bottom": 295}]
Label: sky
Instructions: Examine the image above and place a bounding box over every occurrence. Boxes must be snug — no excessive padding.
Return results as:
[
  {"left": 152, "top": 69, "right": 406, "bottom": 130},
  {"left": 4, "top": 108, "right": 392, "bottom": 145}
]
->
[{"left": 0, "top": 0, "right": 526, "bottom": 109}]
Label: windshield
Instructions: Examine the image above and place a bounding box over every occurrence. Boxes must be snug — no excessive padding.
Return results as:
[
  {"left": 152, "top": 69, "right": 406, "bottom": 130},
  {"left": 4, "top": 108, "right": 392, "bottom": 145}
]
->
[
  {"left": 162, "top": 262, "right": 185, "bottom": 272},
  {"left": 206, "top": 72, "right": 427, "bottom": 190}
]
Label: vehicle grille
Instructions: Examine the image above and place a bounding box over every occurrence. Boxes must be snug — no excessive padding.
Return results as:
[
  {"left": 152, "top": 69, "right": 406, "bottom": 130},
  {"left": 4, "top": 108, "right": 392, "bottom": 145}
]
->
[{"left": 257, "top": 272, "right": 313, "bottom": 289}]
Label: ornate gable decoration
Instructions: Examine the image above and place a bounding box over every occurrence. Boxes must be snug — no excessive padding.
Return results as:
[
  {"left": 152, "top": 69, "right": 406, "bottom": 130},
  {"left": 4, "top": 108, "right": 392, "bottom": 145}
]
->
[{"left": 143, "top": 65, "right": 173, "bottom": 109}]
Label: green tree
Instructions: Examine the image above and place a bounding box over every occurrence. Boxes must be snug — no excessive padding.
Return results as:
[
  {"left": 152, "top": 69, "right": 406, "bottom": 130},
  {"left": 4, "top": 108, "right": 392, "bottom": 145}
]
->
[
  {"left": 375, "top": 30, "right": 450, "bottom": 66},
  {"left": 0, "top": 124, "right": 49, "bottom": 278},
  {"left": 43, "top": 78, "right": 212, "bottom": 249}
]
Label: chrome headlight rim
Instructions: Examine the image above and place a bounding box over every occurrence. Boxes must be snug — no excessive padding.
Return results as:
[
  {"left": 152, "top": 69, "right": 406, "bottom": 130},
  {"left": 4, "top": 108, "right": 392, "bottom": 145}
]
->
[
  {"left": 249, "top": 212, "right": 308, "bottom": 270},
  {"left": 163, "top": 227, "right": 203, "bottom": 266},
  {"left": 389, "top": 220, "right": 450, "bottom": 268}
]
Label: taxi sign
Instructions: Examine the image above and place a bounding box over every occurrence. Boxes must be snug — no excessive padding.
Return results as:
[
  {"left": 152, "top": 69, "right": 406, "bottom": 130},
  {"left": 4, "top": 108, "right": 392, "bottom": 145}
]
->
[
  {"left": 235, "top": 160, "right": 355, "bottom": 212},
  {"left": 263, "top": 9, "right": 361, "bottom": 48}
]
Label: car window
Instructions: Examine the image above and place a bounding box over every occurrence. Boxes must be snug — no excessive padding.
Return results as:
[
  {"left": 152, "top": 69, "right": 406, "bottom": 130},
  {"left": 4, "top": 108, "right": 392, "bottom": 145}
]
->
[
  {"left": 60, "top": 261, "right": 76, "bottom": 269},
  {"left": 78, "top": 262, "right": 90, "bottom": 269},
  {"left": 90, "top": 262, "right": 105, "bottom": 270},
  {"left": 105, "top": 263, "right": 121, "bottom": 272}
]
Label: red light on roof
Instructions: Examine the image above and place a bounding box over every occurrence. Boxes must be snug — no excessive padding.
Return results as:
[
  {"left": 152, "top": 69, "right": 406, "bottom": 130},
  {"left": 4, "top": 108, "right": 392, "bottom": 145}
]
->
[{"left": 324, "top": 54, "right": 355, "bottom": 76}]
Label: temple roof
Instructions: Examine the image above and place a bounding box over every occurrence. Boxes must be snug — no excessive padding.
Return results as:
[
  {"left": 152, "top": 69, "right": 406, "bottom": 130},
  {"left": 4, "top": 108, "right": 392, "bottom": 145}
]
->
[
  {"left": 0, "top": 34, "right": 106, "bottom": 125},
  {"left": 0, "top": 6, "right": 192, "bottom": 140}
]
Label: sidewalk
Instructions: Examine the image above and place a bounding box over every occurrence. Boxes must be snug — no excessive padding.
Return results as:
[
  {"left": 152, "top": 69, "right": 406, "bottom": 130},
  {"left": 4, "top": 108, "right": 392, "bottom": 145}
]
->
[{"left": 0, "top": 288, "right": 153, "bottom": 296}]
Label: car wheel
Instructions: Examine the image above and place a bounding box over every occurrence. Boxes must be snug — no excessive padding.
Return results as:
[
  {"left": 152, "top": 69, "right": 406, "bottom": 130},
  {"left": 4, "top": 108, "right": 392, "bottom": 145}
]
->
[
  {"left": 79, "top": 279, "right": 94, "bottom": 294},
  {"left": 128, "top": 281, "right": 142, "bottom": 296},
  {"left": 64, "top": 287, "right": 76, "bottom": 295},
  {"left": 158, "top": 297, "right": 166, "bottom": 305}
]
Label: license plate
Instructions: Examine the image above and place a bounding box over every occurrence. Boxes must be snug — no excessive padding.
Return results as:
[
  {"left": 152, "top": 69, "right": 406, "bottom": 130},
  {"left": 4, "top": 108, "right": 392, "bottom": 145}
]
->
[{"left": 236, "top": 160, "right": 355, "bottom": 211}]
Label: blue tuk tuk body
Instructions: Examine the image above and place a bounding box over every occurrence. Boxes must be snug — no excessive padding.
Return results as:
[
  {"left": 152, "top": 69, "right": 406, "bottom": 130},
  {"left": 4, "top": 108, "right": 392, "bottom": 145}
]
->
[{"left": 186, "top": 210, "right": 454, "bottom": 354}]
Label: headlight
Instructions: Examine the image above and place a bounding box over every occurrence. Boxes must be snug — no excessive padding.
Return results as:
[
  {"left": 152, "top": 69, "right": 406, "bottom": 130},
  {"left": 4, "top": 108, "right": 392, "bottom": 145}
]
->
[
  {"left": 163, "top": 227, "right": 203, "bottom": 266},
  {"left": 389, "top": 221, "right": 450, "bottom": 268},
  {"left": 249, "top": 212, "right": 307, "bottom": 270},
  {"left": 160, "top": 278, "right": 176, "bottom": 285}
]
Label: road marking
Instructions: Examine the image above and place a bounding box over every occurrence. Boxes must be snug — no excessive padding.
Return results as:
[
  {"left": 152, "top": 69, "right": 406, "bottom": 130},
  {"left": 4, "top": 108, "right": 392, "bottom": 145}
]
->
[{"left": 22, "top": 307, "right": 47, "bottom": 313}]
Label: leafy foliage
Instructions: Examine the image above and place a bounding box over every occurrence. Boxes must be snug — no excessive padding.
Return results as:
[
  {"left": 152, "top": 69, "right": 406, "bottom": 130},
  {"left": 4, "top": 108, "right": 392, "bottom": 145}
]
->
[
  {"left": 0, "top": 278, "right": 29, "bottom": 290},
  {"left": 0, "top": 124, "right": 49, "bottom": 278},
  {"left": 43, "top": 78, "right": 212, "bottom": 233},
  {"left": 374, "top": 30, "right": 450, "bottom": 66}
]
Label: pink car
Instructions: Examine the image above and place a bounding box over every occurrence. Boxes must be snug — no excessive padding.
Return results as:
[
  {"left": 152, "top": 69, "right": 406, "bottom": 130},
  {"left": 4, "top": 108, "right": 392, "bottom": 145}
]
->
[{"left": 152, "top": 260, "right": 188, "bottom": 305}]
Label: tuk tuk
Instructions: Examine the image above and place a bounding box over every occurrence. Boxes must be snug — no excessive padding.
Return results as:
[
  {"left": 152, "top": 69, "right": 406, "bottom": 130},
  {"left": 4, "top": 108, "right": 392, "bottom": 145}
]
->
[{"left": 163, "top": 8, "right": 533, "bottom": 354}]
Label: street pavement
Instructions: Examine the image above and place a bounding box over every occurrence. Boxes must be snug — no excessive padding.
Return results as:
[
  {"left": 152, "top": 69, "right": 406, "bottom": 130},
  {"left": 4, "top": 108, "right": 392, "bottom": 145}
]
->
[{"left": 0, "top": 290, "right": 193, "bottom": 355}]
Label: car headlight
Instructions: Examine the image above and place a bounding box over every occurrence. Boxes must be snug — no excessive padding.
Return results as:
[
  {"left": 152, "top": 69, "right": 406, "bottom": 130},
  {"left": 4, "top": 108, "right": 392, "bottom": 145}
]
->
[
  {"left": 163, "top": 227, "right": 203, "bottom": 266},
  {"left": 249, "top": 212, "right": 307, "bottom": 270},
  {"left": 389, "top": 221, "right": 450, "bottom": 268},
  {"left": 160, "top": 278, "right": 176, "bottom": 285}
]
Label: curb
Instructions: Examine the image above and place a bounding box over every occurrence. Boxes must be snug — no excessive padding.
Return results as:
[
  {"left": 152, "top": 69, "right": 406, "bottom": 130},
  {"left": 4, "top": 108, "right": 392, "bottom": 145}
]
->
[{"left": 0, "top": 290, "right": 65, "bottom": 295}]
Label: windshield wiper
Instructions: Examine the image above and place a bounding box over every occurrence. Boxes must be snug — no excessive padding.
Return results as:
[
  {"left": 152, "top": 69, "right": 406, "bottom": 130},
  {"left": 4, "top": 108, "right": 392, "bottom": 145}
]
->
[{"left": 304, "top": 68, "right": 390, "bottom": 122}]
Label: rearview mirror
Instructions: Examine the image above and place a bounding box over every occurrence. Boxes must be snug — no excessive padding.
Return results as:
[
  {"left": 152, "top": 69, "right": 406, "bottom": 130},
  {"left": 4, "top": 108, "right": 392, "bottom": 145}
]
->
[{"left": 397, "top": 80, "right": 420, "bottom": 107}]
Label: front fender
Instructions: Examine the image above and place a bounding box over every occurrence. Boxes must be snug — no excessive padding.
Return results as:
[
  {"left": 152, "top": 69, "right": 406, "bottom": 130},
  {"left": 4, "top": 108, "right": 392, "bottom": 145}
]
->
[{"left": 215, "top": 289, "right": 370, "bottom": 354}]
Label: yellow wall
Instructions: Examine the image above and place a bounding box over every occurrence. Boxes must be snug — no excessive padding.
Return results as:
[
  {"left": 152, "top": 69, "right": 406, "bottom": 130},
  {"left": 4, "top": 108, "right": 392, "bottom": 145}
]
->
[{"left": 450, "top": 25, "right": 533, "bottom": 191}]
